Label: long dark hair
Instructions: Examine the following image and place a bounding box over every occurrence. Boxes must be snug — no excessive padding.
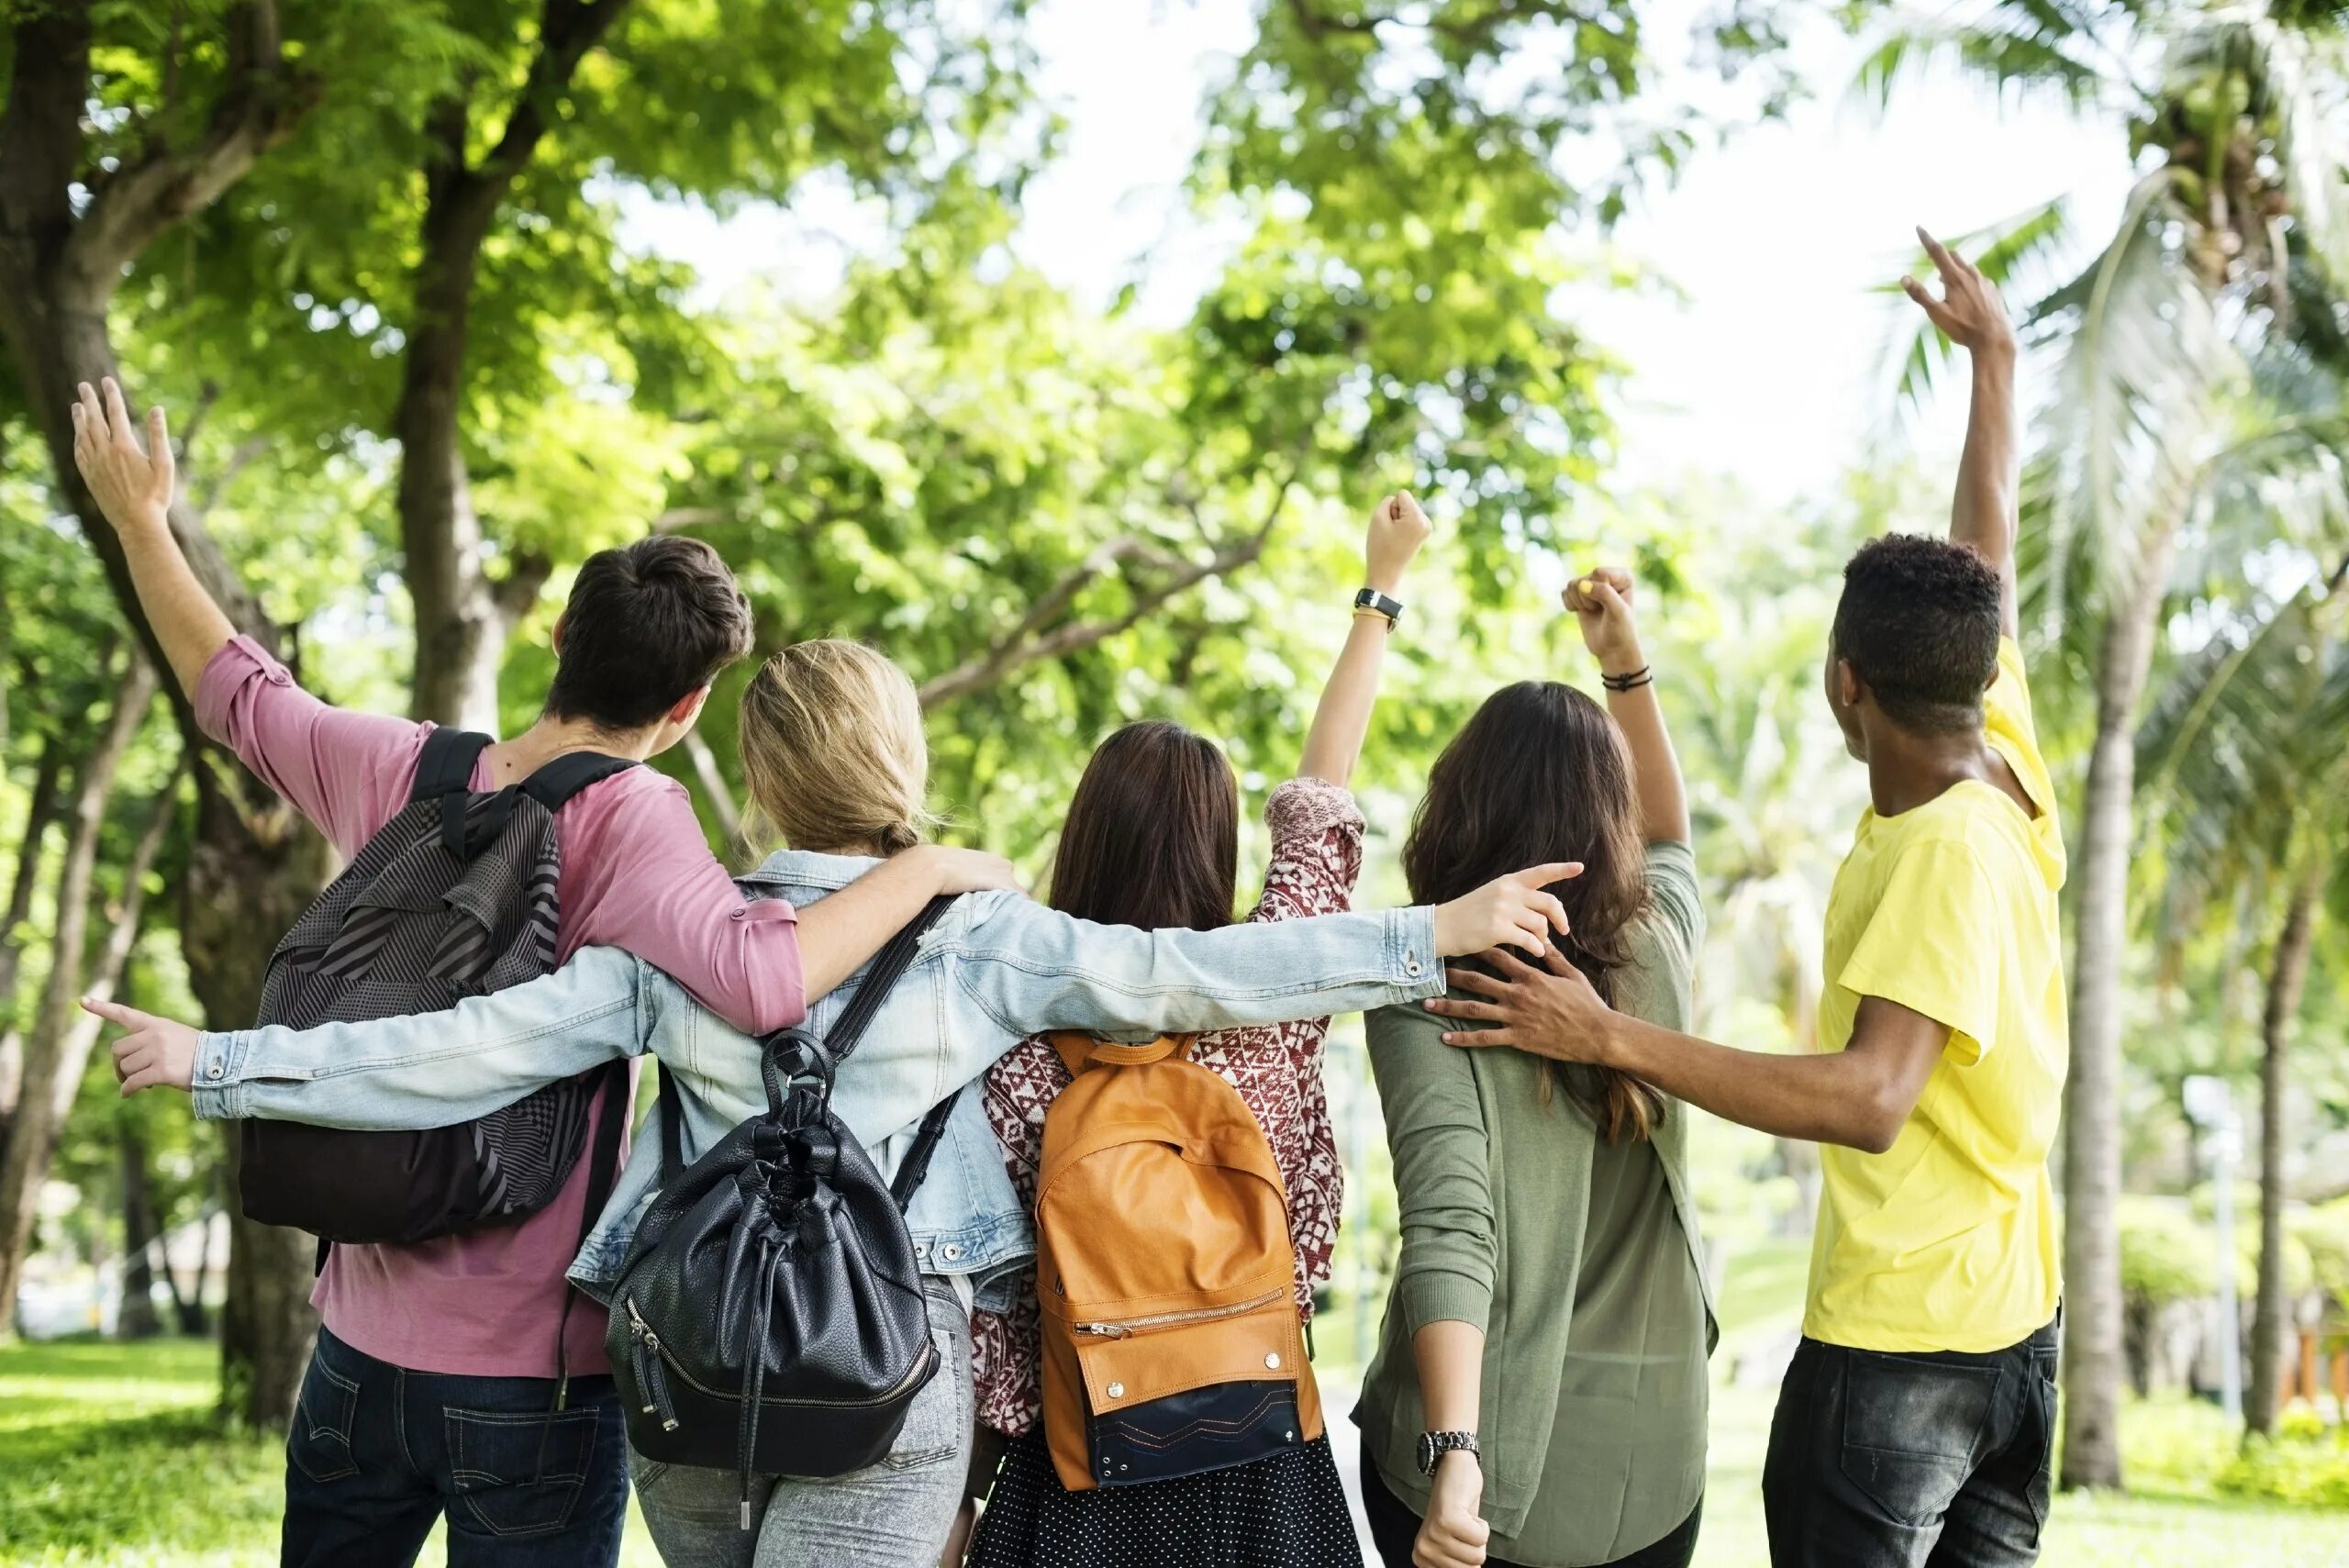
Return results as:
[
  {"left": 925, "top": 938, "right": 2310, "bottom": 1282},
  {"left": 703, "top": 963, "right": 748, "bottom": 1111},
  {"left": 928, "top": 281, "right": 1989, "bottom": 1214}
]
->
[
  {"left": 1403, "top": 682, "right": 1664, "bottom": 1141},
  {"left": 1049, "top": 720, "right": 1240, "bottom": 932}
]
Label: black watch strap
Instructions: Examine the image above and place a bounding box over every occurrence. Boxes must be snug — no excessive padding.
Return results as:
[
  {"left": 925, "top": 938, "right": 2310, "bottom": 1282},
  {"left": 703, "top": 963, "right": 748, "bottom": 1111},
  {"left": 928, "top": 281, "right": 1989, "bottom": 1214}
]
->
[
  {"left": 1354, "top": 587, "right": 1404, "bottom": 624},
  {"left": 1417, "top": 1429, "right": 1479, "bottom": 1473}
]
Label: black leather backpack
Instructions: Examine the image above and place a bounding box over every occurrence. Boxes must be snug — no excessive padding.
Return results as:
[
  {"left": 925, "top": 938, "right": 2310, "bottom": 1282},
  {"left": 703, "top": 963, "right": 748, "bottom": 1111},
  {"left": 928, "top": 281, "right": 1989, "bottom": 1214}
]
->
[
  {"left": 240, "top": 728, "right": 634, "bottom": 1247},
  {"left": 608, "top": 895, "right": 961, "bottom": 1527}
]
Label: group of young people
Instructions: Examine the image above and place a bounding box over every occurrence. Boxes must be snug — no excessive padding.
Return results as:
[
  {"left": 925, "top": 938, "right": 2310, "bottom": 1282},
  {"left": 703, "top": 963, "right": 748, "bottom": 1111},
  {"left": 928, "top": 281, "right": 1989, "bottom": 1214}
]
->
[{"left": 70, "top": 230, "right": 2066, "bottom": 1568}]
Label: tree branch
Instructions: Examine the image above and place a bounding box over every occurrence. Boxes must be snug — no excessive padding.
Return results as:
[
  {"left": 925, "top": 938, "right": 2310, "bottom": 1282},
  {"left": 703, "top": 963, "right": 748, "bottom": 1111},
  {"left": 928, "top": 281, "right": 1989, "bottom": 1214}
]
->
[
  {"left": 61, "top": 3, "right": 317, "bottom": 311},
  {"left": 681, "top": 730, "right": 743, "bottom": 849},
  {"left": 916, "top": 479, "right": 1297, "bottom": 710},
  {"left": 493, "top": 550, "right": 555, "bottom": 628}
]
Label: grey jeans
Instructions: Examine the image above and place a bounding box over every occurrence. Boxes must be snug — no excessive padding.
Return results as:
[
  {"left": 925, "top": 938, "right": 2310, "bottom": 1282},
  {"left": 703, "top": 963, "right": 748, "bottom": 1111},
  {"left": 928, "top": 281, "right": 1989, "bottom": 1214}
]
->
[{"left": 629, "top": 1277, "right": 974, "bottom": 1568}]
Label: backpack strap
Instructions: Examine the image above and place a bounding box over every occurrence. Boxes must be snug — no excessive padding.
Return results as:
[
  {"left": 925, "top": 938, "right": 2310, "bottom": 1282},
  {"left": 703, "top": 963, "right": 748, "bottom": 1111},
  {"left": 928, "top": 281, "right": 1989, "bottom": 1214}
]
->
[
  {"left": 656, "top": 1060, "right": 687, "bottom": 1187},
  {"left": 815, "top": 895, "right": 957, "bottom": 1070},
  {"left": 575, "top": 1059, "right": 631, "bottom": 1247},
  {"left": 1046, "top": 1031, "right": 1193, "bottom": 1077},
  {"left": 520, "top": 751, "right": 638, "bottom": 815},
  {"left": 412, "top": 728, "right": 493, "bottom": 858},
  {"left": 888, "top": 1088, "right": 960, "bottom": 1212},
  {"left": 412, "top": 728, "right": 493, "bottom": 803}
]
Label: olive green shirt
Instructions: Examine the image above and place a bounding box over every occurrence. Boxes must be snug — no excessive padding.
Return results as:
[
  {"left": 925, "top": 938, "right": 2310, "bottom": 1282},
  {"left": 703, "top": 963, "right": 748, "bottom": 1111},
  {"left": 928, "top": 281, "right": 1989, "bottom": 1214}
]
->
[{"left": 1354, "top": 841, "right": 1716, "bottom": 1565}]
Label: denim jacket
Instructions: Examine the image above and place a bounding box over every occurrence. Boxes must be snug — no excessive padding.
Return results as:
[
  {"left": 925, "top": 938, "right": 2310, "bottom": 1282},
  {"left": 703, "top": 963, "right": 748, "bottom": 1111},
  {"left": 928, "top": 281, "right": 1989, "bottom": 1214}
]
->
[{"left": 191, "top": 849, "right": 1442, "bottom": 1310}]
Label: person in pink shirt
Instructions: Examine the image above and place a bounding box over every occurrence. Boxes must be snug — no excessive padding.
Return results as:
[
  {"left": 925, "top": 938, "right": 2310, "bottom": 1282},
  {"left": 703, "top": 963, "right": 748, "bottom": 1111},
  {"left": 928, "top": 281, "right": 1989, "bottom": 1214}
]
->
[{"left": 71, "top": 378, "right": 1012, "bottom": 1568}]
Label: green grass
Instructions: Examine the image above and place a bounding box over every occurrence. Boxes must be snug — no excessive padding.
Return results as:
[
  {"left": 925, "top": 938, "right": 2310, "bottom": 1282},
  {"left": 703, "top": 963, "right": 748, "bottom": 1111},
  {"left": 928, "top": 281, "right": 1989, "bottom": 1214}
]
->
[
  {"left": 3, "top": 1325, "right": 2343, "bottom": 1566},
  {"left": 0, "top": 1338, "right": 662, "bottom": 1567}
]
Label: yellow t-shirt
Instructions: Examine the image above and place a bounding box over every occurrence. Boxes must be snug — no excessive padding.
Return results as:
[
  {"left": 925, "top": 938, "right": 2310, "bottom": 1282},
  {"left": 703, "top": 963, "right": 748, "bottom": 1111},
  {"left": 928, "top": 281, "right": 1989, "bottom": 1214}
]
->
[{"left": 1803, "top": 638, "right": 2069, "bottom": 1352}]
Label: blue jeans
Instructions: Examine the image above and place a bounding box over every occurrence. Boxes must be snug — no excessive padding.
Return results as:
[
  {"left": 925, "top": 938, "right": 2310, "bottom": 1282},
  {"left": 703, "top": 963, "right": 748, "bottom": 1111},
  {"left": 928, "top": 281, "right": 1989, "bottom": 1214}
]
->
[
  {"left": 279, "top": 1327, "right": 629, "bottom": 1568},
  {"left": 1762, "top": 1318, "right": 2059, "bottom": 1568}
]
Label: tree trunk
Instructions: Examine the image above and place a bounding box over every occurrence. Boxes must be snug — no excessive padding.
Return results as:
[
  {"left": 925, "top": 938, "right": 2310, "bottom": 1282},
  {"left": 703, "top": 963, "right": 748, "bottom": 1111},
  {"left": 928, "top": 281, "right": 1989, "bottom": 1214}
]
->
[
  {"left": 0, "top": 737, "right": 64, "bottom": 1006},
  {"left": 396, "top": 3, "right": 631, "bottom": 727},
  {"left": 185, "top": 780, "right": 333, "bottom": 1425},
  {"left": 395, "top": 192, "right": 504, "bottom": 729},
  {"left": 173, "top": 1202, "right": 216, "bottom": 1336},
  {"left": 0, "top": 736, "right": 66, "bottom": 1119},
  {"left": 117, "top": 1120, "right": 162, "bottom": 1340},
  {"left": 2059, "top": 516, "right": 2181, "bottom": 1492},
  {"left": 0, "top": 655, "right": 157, "bottom": 1324},
  {"left": 2246, "top": 866, "right": 2321, "bottom": 1436},
  {"left": 0, "top": 1, "right": 327, "bottom": 1424}
]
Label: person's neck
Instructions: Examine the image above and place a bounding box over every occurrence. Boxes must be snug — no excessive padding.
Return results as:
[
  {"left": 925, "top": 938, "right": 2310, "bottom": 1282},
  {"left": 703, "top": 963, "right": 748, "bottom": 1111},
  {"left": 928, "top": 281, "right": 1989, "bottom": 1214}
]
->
[
  {"left": 493, "top": 713, "right": 662, "bottom": 775},
  {"left": 798, "top": 840, "right": 889, "bottom": 859},
  {"left": 1863, "top": 726, "right": 2003, "bottom": 818}
]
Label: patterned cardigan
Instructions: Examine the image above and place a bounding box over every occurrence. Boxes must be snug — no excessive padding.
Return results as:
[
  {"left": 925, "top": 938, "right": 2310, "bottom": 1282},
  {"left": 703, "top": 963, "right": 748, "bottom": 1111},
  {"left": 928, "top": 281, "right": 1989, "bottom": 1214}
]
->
[{"left": 968, "top": 775, "right": 1367, "bottom": 1438}]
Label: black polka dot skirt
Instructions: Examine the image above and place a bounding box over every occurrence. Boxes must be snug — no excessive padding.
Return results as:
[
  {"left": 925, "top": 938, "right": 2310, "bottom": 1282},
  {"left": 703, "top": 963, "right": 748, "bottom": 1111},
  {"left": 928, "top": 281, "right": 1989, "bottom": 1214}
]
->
[{"left": 968, "top": 1431, "right": 1363, "bottom": 1568}]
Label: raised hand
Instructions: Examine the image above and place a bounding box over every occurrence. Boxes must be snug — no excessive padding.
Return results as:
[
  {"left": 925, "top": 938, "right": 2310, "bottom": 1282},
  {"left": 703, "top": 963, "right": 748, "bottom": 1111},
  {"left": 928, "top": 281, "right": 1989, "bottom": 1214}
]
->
[
  {"left": 1563, "top": 567, "right": 1641, "bottom": 673},
  {"left": 1431, "top": 863, "right": 1580, "bottom": 959},
  {"left": 1902, "top": 228, "right": 2016, "bottom": 360},
  {"left": 85, "top": 996, "right": 201, "bottom": 1095},
  {"left": 70, "top": 378, "right": 175, "bottom": 532},
  {"left": 1366, "top": 491, "right": 1433, "bottom": 595}
]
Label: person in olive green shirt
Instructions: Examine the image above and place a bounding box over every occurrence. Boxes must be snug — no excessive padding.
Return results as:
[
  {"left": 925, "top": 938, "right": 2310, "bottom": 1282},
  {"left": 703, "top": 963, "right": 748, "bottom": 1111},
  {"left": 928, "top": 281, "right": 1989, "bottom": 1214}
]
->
[
  {"left": 1355, "top": 569, "right": 1714, "bottom": 1568},
  {"left": 1429, "top": 234, "right": 2065, "bottom": 1568}
]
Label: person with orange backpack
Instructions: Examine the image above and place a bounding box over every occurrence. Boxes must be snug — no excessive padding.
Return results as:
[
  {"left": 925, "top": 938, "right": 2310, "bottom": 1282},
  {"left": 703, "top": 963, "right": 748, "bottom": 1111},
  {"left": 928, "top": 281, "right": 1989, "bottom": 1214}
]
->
[{"left": 962, "top": 492, "right": 1439, "bottom": 1568}]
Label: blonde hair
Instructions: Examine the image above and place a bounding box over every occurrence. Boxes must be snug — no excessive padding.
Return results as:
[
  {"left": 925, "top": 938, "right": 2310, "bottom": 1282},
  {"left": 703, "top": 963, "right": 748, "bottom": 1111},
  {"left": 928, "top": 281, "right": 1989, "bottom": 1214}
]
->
[{"left": 738, "top": 639, "right": 935, "bottom": 854}]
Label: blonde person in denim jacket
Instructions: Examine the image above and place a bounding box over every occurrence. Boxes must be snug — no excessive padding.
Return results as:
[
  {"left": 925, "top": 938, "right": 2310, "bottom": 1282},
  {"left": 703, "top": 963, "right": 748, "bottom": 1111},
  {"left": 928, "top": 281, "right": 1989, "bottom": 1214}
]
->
[{"left": 100, "top": 623, "right": 1580, "bottom": 1568}]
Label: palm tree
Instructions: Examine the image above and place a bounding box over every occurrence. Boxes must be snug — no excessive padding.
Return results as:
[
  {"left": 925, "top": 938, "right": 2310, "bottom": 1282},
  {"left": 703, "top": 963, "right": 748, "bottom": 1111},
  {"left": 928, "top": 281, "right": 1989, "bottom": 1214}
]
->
[
  {"left": 1865, "top": 0, "right": 2349, "bottom": 1486},
  {"left": 2139, "top": 526, "right": 2349, "bottom": 1435}
]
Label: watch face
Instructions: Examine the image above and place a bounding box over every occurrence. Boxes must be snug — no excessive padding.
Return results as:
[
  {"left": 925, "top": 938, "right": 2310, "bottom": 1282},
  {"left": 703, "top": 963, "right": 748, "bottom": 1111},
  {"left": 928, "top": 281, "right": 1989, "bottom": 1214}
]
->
[{"left": 1417, "top": 1432, "right": 1438, "bottom": 1473}]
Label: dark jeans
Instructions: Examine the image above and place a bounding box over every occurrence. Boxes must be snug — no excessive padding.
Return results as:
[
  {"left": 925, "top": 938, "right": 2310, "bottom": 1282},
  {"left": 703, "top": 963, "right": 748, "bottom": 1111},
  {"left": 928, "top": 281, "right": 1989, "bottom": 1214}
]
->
[
  {"left": 1358, "top": 1439, "right": 1701, "bottom": 1568},
  {"left": 1762, "top": 1318, "right": 2059, "bottom": 1568},
  {"left": 279, "top": 1327, "right": 629, "bottom": 1568}
]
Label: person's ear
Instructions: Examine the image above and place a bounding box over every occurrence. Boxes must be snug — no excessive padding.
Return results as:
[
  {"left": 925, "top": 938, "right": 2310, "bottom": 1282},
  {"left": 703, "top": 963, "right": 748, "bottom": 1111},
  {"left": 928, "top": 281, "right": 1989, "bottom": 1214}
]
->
[
  {"left": 551, "top": 612, "right": 567, "bottom": 658},
  {"left": 667, "top": 685, "right": 711, "bottom": 730},
  {"left": 1833, "top": 657, "right": 1865, "bottom": 711}
]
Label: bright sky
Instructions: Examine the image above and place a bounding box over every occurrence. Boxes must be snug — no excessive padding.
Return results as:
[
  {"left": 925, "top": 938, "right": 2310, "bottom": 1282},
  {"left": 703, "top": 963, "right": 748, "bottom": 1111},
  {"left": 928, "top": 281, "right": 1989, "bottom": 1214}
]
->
[{"left": 635, "top": 1, "right": 2134, "bottom": 507}]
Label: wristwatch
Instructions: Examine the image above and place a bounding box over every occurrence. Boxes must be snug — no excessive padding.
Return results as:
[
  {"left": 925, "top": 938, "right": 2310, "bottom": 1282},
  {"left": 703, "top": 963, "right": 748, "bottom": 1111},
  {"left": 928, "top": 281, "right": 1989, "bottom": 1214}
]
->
[
  {"left": 1353, "top": 587, "right": 1405, "bottom": 625},
  {"left": 1417, "top": 1429, "right": 1479, "bottom": 1473}
]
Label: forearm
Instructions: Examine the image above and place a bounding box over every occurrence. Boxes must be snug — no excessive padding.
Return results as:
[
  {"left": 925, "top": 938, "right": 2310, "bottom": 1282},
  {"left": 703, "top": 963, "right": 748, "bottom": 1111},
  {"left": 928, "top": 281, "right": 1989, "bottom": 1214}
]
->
[
  {"left": 1593, "top": 1011, "right": 1907, "bottom": 1152},
  {"left": 1297, "top": 613, "right": 1391, "bottom": 787},
  {"left": 796, "top": 852, "right": 951, "bottom": 1002},
  {"left": 964, "top": 902, "right": 1442, "bottom": 1038},
  {"left": 190, "top": 948, "right": 647, "bottom": 1128},
  {"left": 1412, "top": 1319, "right": 1485, "bottom": 1435},
  {"left": 115, "top": 511, "right": 236, "bottom": 698},
  {"left": 1952, "top": 346, "right": 2019, "bottom": 636},
  {"left": 1598, "top": 638, "right": 1688, "bottom": 843}
]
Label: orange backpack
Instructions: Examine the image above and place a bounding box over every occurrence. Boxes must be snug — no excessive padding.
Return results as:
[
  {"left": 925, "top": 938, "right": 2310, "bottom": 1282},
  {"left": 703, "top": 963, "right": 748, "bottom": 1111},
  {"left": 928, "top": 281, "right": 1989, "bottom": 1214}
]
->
[{"left": 1034, "top": 1031, "right": 1324, "bottom": 1492}]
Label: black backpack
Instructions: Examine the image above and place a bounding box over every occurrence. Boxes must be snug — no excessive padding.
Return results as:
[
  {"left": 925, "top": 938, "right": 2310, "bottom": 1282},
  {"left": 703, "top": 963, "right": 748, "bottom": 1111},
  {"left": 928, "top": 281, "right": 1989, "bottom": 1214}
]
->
[
  {"left": 609, "top": 895, "right": 961, "bottom": 1527},
  {"left": 239, "top": 728, "right": 635, "bottom": 1249}
]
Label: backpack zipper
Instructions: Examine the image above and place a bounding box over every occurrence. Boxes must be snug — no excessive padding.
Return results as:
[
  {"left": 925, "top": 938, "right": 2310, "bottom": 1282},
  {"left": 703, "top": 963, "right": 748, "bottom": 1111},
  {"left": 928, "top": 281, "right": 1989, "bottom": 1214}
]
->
[
  {"left": 622, "top": 1299, "right": 681, "bottom": 1430},
  {"left": 1072, "top": 1289, "right": 1286, "bottom": 1340},
  {"left": 622, "top": 1296, "right": 937, "bottom": 1410}
]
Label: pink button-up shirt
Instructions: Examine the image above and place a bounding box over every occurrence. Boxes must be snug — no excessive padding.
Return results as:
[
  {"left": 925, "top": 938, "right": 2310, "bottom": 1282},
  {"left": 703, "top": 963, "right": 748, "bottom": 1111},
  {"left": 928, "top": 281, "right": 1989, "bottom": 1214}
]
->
[{"left": 196, "top": 636, "right": 805, "bottom": 1377}]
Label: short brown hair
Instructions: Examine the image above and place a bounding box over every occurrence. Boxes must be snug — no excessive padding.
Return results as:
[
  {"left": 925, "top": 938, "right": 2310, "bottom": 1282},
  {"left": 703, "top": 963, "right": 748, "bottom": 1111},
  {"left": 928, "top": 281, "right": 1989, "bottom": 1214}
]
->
[
  {"left": 1049, "top": 721, "right": 1239, "bottom": 933},
  {"left": 545, "top": 537, "right": 754, "bottom": 730},
  {"left": 1404, "top": 682, "right": 1664, "bottom": 1141}
]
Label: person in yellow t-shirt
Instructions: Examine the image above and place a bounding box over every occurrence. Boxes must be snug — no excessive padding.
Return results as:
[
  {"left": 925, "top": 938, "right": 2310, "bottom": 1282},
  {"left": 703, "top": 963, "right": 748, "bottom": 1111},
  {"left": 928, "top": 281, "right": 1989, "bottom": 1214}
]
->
[{"left": 1420, "top": 229, "right": 2067, "bottom": 1568}]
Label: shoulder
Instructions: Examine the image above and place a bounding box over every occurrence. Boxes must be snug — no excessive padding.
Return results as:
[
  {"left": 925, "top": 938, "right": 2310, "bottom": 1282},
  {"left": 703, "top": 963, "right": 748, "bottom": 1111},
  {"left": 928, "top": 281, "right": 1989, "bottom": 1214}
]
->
[{"left": 1364, "top": 999, "right": 1456, "bottom": 1064}]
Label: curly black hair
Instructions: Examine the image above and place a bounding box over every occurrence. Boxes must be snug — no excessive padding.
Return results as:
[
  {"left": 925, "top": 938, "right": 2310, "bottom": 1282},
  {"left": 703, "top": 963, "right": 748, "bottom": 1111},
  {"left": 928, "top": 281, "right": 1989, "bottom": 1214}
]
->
[{"left": 1830, "top": 533, "right": 2002, "bottom": 734}]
